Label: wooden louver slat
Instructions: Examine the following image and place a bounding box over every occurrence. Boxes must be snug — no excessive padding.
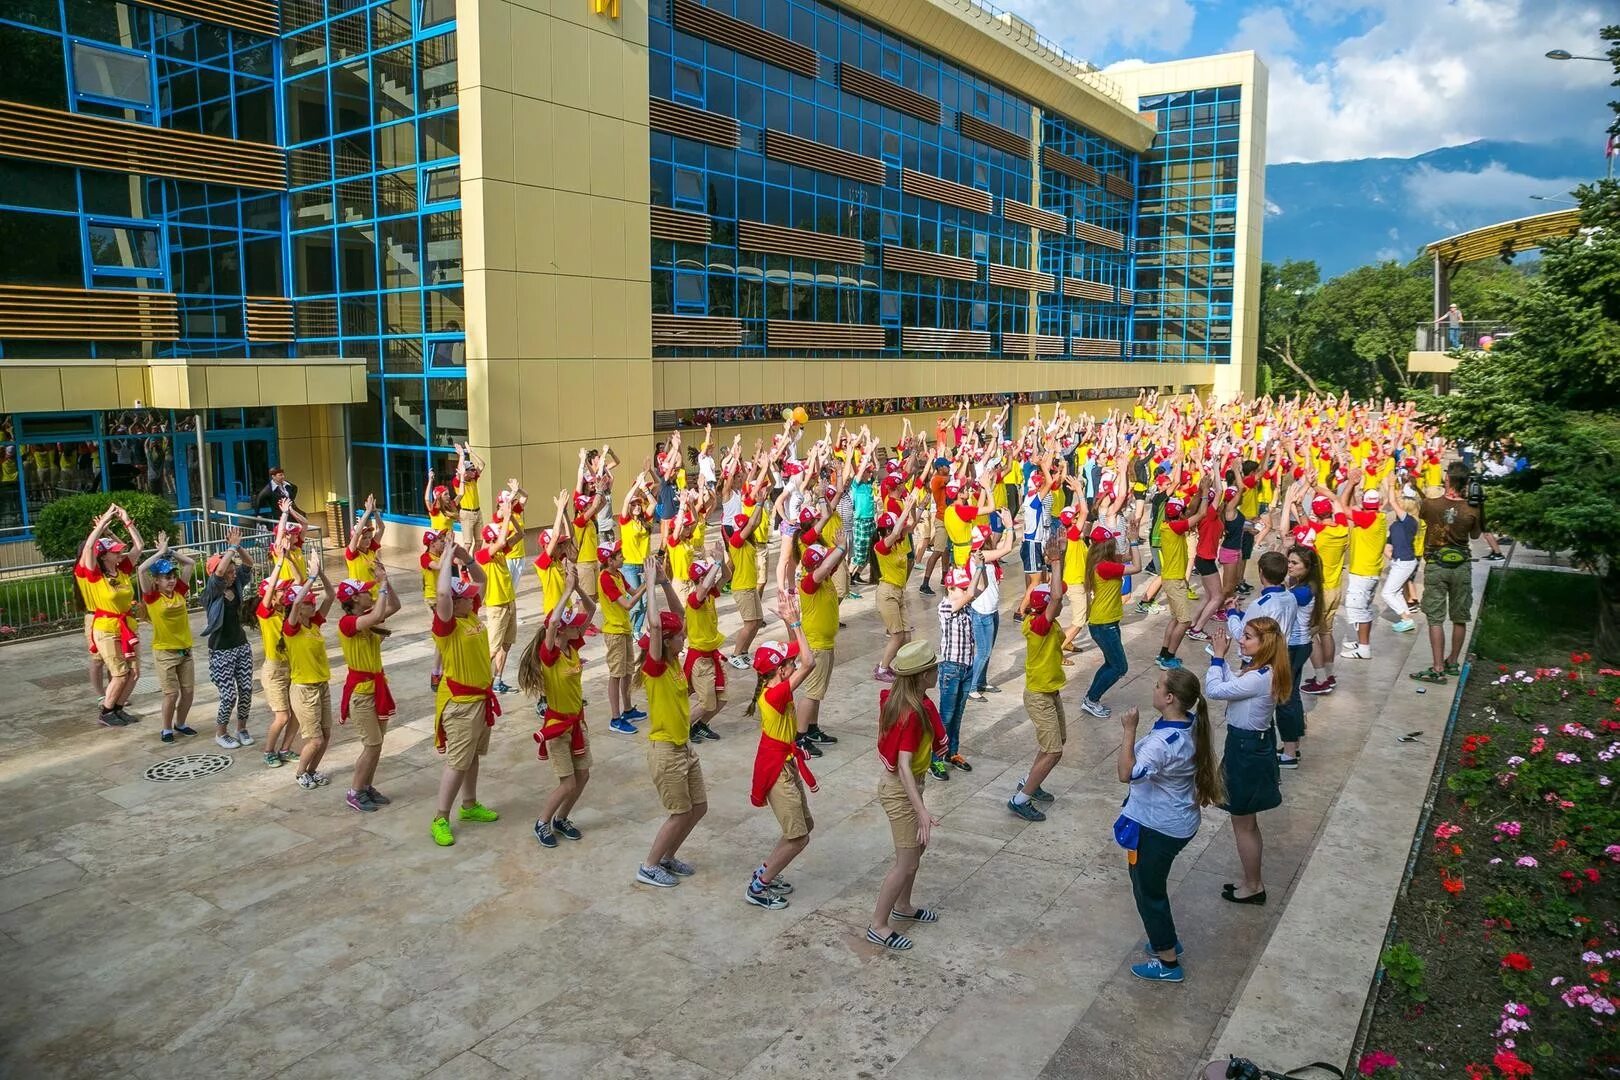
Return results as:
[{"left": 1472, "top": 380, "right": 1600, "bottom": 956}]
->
[
  {"left": 900, "top": 168, "right": 992, "bottom": 215},
  {"left": 901, "top": 327, "right": 993, "bottom": 353},
  {"left": 956, "top": 113, "right": 1030, "bottom": 158},
  {"left": 1000, "top": 198, "right": 1067, "bottom": 233},
  {"left": 135, "top": 0, "right": 281, "bottom": 36},
  {"left": 1071, "top": 337, "right": 1123, "bottom": 357},
  {"left": 762, "top": 130, "right": 886, "bottom": 186},
  {"left": 671, "top": 0, "right": 818, "bottom": 79},
  {"left": 1102, "top": 173, "right": 1136, "bottom": 200},
  {"left": 737, "top": 220, "right": 864, "bottom": 263},
  {"left": 837, "top": 64, "right": 941, "bottom": 125},
  {"left": 244, "top": 296, "right": 294, "bottom": 343},
  {"left": 987, "top": 263, "right": 1055, "bottom": 292},
  {"left": 881, "top": 245, "right": 979, "bottom": 282},
  {"left": 766, "top": 320, "right": 885, "bottom": 350},
  {"left": 0, "top": 100, "right": 285, "bottom": 191},
  {"left": 1043, "top": 148, "right": 1100, "bottom": 187},
  {"left": 1116, "top": 287, "right": 1136, "bottom": 305},
  {"left": 0, "top": 284, "right": 178, "bottom": 341},
  {"left": 648, "top": 97, "right": 740, "bottom": 148},
  {"left": 1001, "top": 332, "right": 1066, "bottom": 356},
  {"left": 1062, "top": 276, "right": 1115, "bottom": 303},
  {"left": 650, "top": 205, "right": 714, "bottom": 244},
  {"left": 653, "top": 314, "right": 746, "bottom": 349},
  {"left": 1072, "top": 220, "right": 1126, "bottom": 251}
]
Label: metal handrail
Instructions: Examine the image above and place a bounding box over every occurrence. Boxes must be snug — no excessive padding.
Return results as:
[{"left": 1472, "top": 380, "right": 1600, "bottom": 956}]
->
[
  {"left": 1415, "top": 320, "right": 1512, "bottom": 352},
  {"left": 948, "top": 0, "right": 1123, "bottom": 102}
]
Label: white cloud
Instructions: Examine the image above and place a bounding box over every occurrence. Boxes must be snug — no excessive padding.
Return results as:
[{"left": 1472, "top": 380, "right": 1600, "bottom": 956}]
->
[
  {"left": 1236, "top": 0, "right": 1615, "bottom": 163},
  {"left": 1403, "top": 162, "right": 1589, "bottom": 211},
  {"left": 996, "top": 0, "right": 1197, "bottom": 60}
]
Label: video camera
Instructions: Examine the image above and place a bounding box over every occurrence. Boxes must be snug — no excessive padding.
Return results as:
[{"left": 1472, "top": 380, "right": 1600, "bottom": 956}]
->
[{"left": 1466, "top": 472, "right": 1485, "bottom": 509}]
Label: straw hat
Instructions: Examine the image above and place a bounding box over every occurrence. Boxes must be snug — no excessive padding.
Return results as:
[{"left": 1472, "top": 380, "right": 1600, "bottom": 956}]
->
[{"left": 891, "top": 640, "right": 939, "bottom": 677}]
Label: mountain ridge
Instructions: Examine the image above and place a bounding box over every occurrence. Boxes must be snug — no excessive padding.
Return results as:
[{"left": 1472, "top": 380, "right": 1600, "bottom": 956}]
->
[{"left": 1260, "top": 137, "right": 1602, "bottom": 275}]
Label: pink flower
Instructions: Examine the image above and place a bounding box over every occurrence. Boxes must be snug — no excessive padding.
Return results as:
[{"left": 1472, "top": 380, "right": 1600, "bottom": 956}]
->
[
  {"left": 1605, "top": 845, "right": 1620, "bottom": 862},
  {"left": 1434, "top": 821, "right": 1463, "bottom": 840},
  {"left": 1358, "top": 1050, "right": 1400, "bottom": 1076},
  {"left": 1583, "top": 951, "right": 1603, "bottom": 964},
  {"left": 1555, "top": 752, "right": 1581, "bottom": 764},
  {"left": 1516, "top": 856, "right": 1539, "bottom": 868},
  {"left": 1530, "top": 737, "right": 1547, "bottom": 754}
]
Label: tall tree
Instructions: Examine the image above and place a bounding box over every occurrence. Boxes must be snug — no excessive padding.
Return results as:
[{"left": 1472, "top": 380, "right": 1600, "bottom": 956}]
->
[{"left": 1259, "top": 259, "right": 1325, "bottom": 394}]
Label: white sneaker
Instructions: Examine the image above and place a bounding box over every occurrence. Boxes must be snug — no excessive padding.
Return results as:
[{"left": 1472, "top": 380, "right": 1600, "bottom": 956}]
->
[
  {"left": 215, "top": 732, "right": 241, "bottom": 749},
  {"left": 727, "top": 655, "right": 751, "bottom": 670},
  {"left": 1340, "top": 640, "right": 1360, "bottom": 657},
  {"left": 234, "top": 730, "right": 254, "bottom": 746},
  {"left": 1080, "top": 698, "right": 1111, "bottom": 718},
  {"left": 308, "top": 771, "right": 331, "bottom": 787},
  {"left": 1349, "top": 644, "right": 1371, "bottom": 659}
]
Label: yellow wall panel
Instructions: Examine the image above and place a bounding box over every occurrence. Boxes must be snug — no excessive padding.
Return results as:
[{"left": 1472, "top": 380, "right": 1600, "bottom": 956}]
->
[
  {"left": 588, "top": 113, "right": 627, "bottom": 203},
  {"left": 589, "top": 195, "right": 627, "bottom": 281},
  {"left": 549, "top": 20, "right": 591, "bottom": 112},
  {"left": 508, "top": 5, "right": 552, "bottom": 101},
  {"left": 484, "top": 358, "right": 522, "bottom": 447},
  {"left": 551, "top": 106, "right": 592, "bottom": 194},
  {"left": 586, "top": 29, "right": 627, "bottom": 117},
  {"left": 514, "top": 274, "right": 558, "bottom": 360},
  {"left": 511, "top": 96, "right": 555, "bottom": 191},
  {"left": 552, "top": 277, "right": 594, "bottom": 359},
  {"left": 551, "top": 188, "right": 595, "bottom": 277}
]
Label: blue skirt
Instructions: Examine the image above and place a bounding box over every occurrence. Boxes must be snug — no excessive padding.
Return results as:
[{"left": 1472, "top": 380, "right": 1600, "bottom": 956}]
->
[{"left": 1221, "top": 726, "right": 1281, "bottom": 816}]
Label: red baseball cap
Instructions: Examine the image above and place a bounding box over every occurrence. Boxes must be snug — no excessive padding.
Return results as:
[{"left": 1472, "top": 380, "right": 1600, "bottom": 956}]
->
[
  {"left": 945, "top": 566, "right": 972, "bottom": 589},
  {"left": 335, "top": 578, "right": 375, "bottom": 603},
  {"left": 752, "top": 639, "right": 799, "bottom": 674},
  {"left": 1310, "top": 496, "right": 1333, "bottom": 517}
]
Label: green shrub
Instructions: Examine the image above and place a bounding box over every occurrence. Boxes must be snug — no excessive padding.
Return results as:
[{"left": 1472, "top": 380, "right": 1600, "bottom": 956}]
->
[
  {"left": 1379, "top": 942, "right": 1428, "bottom": 1002},
  {"left": 31, "top": 492, "right": 177, "bottom": 561}
]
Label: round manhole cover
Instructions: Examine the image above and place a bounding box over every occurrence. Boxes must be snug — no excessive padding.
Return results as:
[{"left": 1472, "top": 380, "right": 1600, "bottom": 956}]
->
[{"left": 145, "top": 754, "right": 234, "bottom": 783}]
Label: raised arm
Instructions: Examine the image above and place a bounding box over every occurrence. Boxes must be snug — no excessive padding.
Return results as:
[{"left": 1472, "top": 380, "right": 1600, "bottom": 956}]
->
[{"left": 79, "top": 505, "right": 118, "bottom": 571}]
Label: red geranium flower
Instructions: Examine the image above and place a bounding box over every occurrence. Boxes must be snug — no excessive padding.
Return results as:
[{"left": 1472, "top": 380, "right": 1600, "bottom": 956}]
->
[
  {"left": 1494, "top": 1048, "right": 1535, "bottom": 1078},
  {"left": 1501, "top": 952, "right": 1533, "bottom": 971}
]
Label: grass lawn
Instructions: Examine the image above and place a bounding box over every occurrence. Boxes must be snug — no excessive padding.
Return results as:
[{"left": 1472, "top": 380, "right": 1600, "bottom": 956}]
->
[{"left": 1472, "top": 569, "right": 1600, "bottom": 664}]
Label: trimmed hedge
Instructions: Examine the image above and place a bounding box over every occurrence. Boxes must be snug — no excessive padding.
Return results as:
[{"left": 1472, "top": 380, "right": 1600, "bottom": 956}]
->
[{"left": 31, "top": 491, "right": 177, "bottom": 562}]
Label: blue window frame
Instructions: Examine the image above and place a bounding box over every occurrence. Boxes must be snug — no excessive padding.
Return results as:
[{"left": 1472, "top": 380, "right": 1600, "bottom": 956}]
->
[
  {"left": 673, "top": 62, "right": 704, "bottom": 106},
  {"left": 69, "top": 38, "right": 156, "bottom": 122},
  {"left": 84, "top": 218, "right": 165, "bottom": 288},
  {"left": 420, "top": 0, "right": 454, "bottom": 30},
  {"left": 421, "top": 162, "right": 460, "bottom": 207},
  {"left": 673, "top": 270, "right": 706, "bottom": 314}
]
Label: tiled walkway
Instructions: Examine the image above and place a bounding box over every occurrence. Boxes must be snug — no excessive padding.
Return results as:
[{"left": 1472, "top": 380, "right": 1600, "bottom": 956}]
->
[{"left": 0, "top": 553, "right": 1438, "bottom": 1080}]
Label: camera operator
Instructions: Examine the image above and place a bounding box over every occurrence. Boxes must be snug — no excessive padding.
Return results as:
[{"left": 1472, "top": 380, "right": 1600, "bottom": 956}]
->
[
  {"left": 1468, "top": 458, "right": 1507, "bottom": 564},
  {"left": 1409, "top": 462, "right": 1483, "bottom": 685}
]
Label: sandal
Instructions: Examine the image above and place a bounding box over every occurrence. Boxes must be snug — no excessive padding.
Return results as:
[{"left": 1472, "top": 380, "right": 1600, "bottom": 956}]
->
[
  {"left": 1062, "top": 656, "right": 1075, "bottom": 667},
  {"left": 1442, "top": 661, "right": 1462, "bottom": 676},
  {"left": 866, "top": 927, "right": 914, "bottom": 950},
  {"left": 1409, "top": 668, "right": 1447, "bottom": 684},
  {"left": 891, "top": 907, "right": 939, "bottom": 923}
]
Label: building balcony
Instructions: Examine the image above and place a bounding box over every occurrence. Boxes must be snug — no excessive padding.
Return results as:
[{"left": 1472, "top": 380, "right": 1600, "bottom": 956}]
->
[{"left": 1407, "top": 320, "right": 1512, "bottom": 374}]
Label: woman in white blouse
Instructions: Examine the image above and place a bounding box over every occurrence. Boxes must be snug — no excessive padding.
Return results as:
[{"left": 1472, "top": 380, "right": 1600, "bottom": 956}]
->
[{"left": 1205, "top": 617, "right": 1291, "bottom": 905}]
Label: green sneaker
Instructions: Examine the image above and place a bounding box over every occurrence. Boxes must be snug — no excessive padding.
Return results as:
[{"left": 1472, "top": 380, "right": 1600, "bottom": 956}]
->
[
  {"left": 264, "top": 751, "right": 284, "bottom": 768},
  {"left": 458, "top": 801, "right": 499, "bottom": 823},
  {"left": 430, "top": 817, "right": 455, "bottom": 846}
]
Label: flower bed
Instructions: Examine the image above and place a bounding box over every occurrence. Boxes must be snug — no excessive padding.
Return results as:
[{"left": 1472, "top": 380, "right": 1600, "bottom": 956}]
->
[{"left": 1359, "top": 655, "right": 1620, "bottom": 1079}]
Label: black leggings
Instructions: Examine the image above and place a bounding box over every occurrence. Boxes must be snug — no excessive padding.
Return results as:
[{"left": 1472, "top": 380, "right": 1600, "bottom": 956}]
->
[{"left": 1130, "top": 824, "right": 1193, "bottom": 953}]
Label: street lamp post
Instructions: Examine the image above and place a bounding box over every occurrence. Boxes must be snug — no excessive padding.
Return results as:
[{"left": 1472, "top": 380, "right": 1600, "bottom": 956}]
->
[{"left": 1545, "top": 49, "right": 1615, "bottom": 178}]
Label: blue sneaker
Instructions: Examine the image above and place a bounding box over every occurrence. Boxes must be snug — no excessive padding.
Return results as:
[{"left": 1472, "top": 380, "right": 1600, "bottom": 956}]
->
[
  {"left": 1007, "top": 797, "right": 1047, "bottom": 822},
  {"left": 533, "top": 819, "right": 557, "bottom": 848},
  {"left": 1391, "top": 619, "right": 1415, "bottom": 633},
  {"left": 1131, "top": 958, "right": 1184, "bottom": 983},
  {"left": 622, "top": 707, "right": 647, "bottom": 721},
  {"left": 1155, "top": 655, "right": 1183, "bottom": 670},
  {"left": 609, "top": 716, "right": 638, "bottom": 735},
  {"left": 492, "top": 680, "right": 515, "bottom": 694},
  {"left": 1017, "top": 780, "right": 1055, "bottom": 803}
]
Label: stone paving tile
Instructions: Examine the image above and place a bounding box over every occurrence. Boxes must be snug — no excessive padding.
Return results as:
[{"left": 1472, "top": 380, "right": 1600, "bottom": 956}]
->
[{"left": 0, "top": 551, "right": 1429, "bottom": 1080}]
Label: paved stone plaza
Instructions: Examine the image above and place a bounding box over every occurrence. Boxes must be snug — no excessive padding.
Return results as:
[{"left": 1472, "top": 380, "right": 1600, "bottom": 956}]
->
[{"left": 0, "top": 553, "right": 1463, "bottom": 1080}]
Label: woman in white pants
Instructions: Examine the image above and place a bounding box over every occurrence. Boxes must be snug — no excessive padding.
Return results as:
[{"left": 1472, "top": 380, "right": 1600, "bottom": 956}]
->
[{"left": 1379, "top": 483, "right": 1420, "bottom": 634}]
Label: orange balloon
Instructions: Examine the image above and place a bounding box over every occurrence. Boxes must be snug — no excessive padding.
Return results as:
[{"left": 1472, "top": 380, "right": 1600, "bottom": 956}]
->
[{"left": 792, "top": 406, "right": 808, "bottom": 424}]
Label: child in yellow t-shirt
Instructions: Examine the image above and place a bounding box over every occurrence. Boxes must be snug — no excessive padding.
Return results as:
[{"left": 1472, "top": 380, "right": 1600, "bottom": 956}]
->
[{"left": 138, "top": 533, "right": 198, "bottom": 742}]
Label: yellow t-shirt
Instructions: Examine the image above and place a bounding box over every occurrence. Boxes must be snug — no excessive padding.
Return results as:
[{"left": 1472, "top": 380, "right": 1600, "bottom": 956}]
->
[
  {"left": 875, "top": 535, "right": 910, "bottom": 587},
  {"left": 599, "top": 566, "right": 633, "bottom": 635},
  {"left": 943, "top": 505, "right": 978, "bottom": 565},
  {"left": 539, "top": 642, "right": 583, "bottom": 714},
  {"left": 433, "top": 612, "right": 491, "bottom": 698},
  {"left": 1022, "top": 611, "right": 1066, "bottom": 693},
  {"left": 535, "top": 553, "right": 566, "bottom": 616},
  {"left": 1062, "top": 529, "right": 1086, "bottom": 586},
  {"left": 1238, "top": 482, "right": 1261, "bottom": 520},
  {"left": 1160, "top": 522, "right": 1190, "bottom": 581},
  {"left": 728, "top": 532, "right": 758, "bottom": 591},
  {"left": 643, "top": 659, "right": 691, "bottom": 744},
  {"left": 420, "top": 552, "right": 443, "bottom": 604},
  {"left": 506, "top": 508, "right": 527, "bottom": 559},
  {"left": 339, "top": 615, "right": 383, "bottom": 694},
  {"left": 257, "top": 602, "right": 286, "bottom": 663},
  {"left": 344, "top": 542, "right": 378, "bottom": 583},
  {"left": 575, "top": 511, "right": 599, "bottom": 569},
  {"left": 459, "top": 478, "right": 480, "bottom": 512},
  {"left": 1315, "top": 523, "right": 1350, "bottom": 589},
  {"left": 430, "top": 510, "right": 454, "bottom": 533},
  {"left": 1348, "top": 513, "right": 1389, "bottom": 577},
  {"left": 1088, "top": 566, "right": 1125, "bottom": 626},
  {"left": 686, "top": 592, "right": 724, "bottom": 651},
  {"left": 799, "top": 574, "right": 839, "bottom": 652},
  {"left": 621, "top": 516, "right": 651, "bottom": 563},
  {"left": 80, "top": 567, "right": 134, "bottom": 633},
  {"left": 479, "top": 550, "right": 515, "bottom": 607},
  {"left": 144, "top": 583, "right": 191, "bottom": 651},
  {"left": 282, "top": 614, "right": 331, "bottom": 684},
  {"left": 757, "top": 680, "right": 797, "bottom": 743},
  {"left": 667, "top": 537, "right": 693, "bottom": 586}
]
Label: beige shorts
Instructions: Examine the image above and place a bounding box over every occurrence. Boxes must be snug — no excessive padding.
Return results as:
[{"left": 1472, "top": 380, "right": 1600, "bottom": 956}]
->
[
  {"left": 1161, "top": 577, "right": 1192, "bottom": 623},
  {"left": 1320, "top": 581, "right": 1344, "bottom": 630},
  {"left": 832, "top": 559, "right": 850, "bottom": 600},
  {"left": 576, "top": 563, "right": 598, "bottom": 599},
  {"left": 648, "top": 739, "right": 707, "bottom": 814},
  {"left": 802, "top": 647, "right": 834, "bottom": 701},
  {"left": 154, "top": 648, "right": 195, "bottom": 693},
  {"left": 1024, "top": 689, "right": 1067, "bottom": 753},
  {"left": 348, "top": 689, "right": 386, "bottom": 748},
  {"left": 734, "top": 586, "right": 763, "bottom": 623},
  {"left": 879, "top": 772, "right": 925, "bottom": 850},
  {"left": 291, "top": 682, "right": 332, "bottom": 739},
  {"left": 877, "top": 582, "right": 910, "bottom": 635},
  {"left": 441, "top": 697, "right": 492, "bottom": 770},
  {"left": 914, "top": 514, "right": 936, "bottom": 544},
  {"left": 545, "top": 724, "right": 593, "bottom": 779},
  {"left": 260, "top": 657, "right": 291, "bottom": 714},
  {"left": 93, "top": 628, "right": 132, "bottom": 677},
  {"left": 767, "top": 763, "right": 813, "bottom": 839},
  {"left": 930, "top": 527, "right": 949, "bottom": 554},
  {"left": 485, "top": 601, "right": 516, "bottom": 651},
  {"left": 690, "top": 655, "right": 725, "bottom": 712},
  {"left": 605, "top": 632, "right": 632, "bottom": 678},
  {"left": 1065, "top": 581, "right": 1089, "bottom": 631},
  {"left": 459, "top": 508, "right": 482, "bottom": 543}
]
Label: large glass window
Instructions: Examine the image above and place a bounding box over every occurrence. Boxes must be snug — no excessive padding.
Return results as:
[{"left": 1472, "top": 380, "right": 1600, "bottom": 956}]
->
[{"left": 71, "top": 40, "right": 155, "bottom": 117}]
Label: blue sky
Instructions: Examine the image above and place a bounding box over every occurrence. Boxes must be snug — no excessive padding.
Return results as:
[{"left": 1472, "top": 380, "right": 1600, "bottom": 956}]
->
[{"left": 998, "top": 0, "right": 1615, "bottom": 163}]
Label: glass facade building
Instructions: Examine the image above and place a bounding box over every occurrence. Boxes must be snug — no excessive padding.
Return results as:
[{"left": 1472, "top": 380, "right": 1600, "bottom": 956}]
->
[{"left": 0, "top": 0, "right": 1262, "bottom": 537}]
